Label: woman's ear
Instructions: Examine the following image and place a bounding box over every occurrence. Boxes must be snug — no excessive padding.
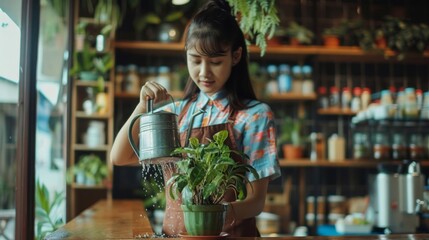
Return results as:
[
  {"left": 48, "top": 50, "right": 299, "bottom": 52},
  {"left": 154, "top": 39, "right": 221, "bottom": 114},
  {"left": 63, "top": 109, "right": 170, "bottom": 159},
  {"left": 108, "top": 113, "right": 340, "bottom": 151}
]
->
[{"left": 232, "top": 47, "right": 242, "bottom": 66}]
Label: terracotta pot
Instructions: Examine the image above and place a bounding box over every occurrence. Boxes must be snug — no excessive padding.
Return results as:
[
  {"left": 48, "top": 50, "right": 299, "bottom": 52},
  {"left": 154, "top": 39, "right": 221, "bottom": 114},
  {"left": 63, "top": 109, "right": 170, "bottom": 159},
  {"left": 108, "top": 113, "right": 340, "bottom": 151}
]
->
[
  {"left": 375, "top": 37, "right": 387, "bottom": 49},
  {"left": 289, "top": 37, "right": 301, "bottom": 46},
  {"left": 282, "top": 144, "right": 303, "bottom": 160},
  {"left": 323, "top": 35, "right": 340, "bottom": 48},
  {"left": 266, "top": 36, "right": 281, "bottom": 46}
]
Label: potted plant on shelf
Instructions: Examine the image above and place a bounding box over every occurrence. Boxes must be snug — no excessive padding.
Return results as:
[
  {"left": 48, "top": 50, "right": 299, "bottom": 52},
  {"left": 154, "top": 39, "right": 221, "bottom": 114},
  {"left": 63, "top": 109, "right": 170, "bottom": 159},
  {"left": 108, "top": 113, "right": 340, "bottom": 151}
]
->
[
  {"left": 66, "top": 154, "right": 108, "bottom": 186},
  {"left": 278, "top": 117, "right": 304, "bottom": 160},
  {"left": 322, "top": 22, "right": 347, "bottom": 48},
  {"left": 93, "top": 52, "right": 113, "bottom": 114},
  {"left": 284, "top": 21, "right": 314, "bottom": 46},
  {"left": 133, "top": 0, "right": 188, "bottom": 42},
  {"left": 167, "top": 130, "right": 259, "bottom": 236}
]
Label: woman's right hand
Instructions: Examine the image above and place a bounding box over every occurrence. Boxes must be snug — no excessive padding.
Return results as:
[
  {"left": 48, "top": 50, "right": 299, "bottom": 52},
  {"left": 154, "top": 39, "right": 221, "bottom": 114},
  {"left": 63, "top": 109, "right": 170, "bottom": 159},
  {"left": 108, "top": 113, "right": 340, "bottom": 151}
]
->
[{"left": 140, "top": 81, "right": 170, "bottom": 104}]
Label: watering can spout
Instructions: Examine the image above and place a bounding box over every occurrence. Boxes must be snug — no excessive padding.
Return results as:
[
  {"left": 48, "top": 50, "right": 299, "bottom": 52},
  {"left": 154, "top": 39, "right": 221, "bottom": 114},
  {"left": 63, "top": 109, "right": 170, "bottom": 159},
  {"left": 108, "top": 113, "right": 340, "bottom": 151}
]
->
[{"left": 184, "top": 109, "right": 205, "bottom": 147}]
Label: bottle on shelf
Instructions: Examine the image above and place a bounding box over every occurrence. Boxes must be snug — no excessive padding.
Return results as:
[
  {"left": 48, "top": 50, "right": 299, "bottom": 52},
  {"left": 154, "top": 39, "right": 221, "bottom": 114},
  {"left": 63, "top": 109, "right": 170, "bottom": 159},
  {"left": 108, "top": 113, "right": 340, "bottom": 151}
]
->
[
  {"left": 277, "top": 64, "right": 292, "bottom": 93},
  {"left": 138, "top": 66, "right": 147, "bottom": 87},
  {"left": 310, "top": 132, "right": 325, "bottom": 161},
  {"left": 341, "top": 87, "right": 351, "bottom": 110},
  {"left": 421, "top": 91, "right": 429, "bottom": 119},
  {"left": 82, "top": 87, "right": 96, "bottom": 114},
  {"left": 301, "top": 65, "right": 314, "bottom": 95},
  {"left": 373, "top": 132, "right": 391, "bottom": 160},
  {"left": 395, "top": 87, "right": 406, "bottom": 119},
  {"left": 350, "top": 87, "right": 362, "bottom": 112},
  {"left": 115, "top": 65, "right": 124, "bottom": 93},
  {"left": 157, "top": 66, "right": 171, "bottom": 91},
  {"left": 123, "top": 64, "right": 140, "bottom": 94},
  {"left": 328, "top": 133, "right": 345, "bottom": 162},
  {"left": 85, "top": 120, "right": 106, "bottom": 147},
  {"left": 266, "top": 64, "right": 279, "bottom": 95},
  {"left": 146, "top": 66, "right": 158, "bottom": 84},
  {"left": 416, "top": 88, "right": 423, "bottom": 110},
  {"left": 352, "top": 132, "right": 369, "bottom": 160},
  {"left": 404, "top": 87, "right": 418, "bottom": 119},
  {"left": 409, "top": 133, "right": 425, "bottom": 160},
  {"left": 391, "top": 133, "right": 407, "bottom": 160},
  {"left": 329, "top": 86, "right": 340, "bottom": 109},
  {"left": 380, "top": 89, "right": 395, "bottom": 118},
  {"left": 318, "top": 86, "right": 329, "bottom": 109},
  {"left": 291, "top": 65, "right": 302, "bottom": 94},
  {"left": 361, "top": 87, "right": 371, "bottom": 110}
]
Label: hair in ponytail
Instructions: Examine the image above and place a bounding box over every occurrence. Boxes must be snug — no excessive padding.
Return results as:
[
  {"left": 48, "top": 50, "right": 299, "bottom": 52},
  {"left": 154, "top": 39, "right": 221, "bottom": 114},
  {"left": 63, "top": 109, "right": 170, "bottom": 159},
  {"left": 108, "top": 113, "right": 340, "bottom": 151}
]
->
[{"left": 183, "top": 0, "right": 257, "bottom": 110}]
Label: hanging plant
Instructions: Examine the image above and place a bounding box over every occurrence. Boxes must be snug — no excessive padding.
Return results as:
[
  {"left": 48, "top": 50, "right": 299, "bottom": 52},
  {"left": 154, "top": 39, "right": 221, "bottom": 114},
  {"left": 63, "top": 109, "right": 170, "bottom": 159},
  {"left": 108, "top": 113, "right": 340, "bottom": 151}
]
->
[{"left": 227, "top": 0, "right": 280, "bottom": 56}]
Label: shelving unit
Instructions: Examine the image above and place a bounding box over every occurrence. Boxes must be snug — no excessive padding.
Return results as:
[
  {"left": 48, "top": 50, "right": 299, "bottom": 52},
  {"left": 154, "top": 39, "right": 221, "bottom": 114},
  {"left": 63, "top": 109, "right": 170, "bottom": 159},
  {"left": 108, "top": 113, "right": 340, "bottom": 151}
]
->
[
  {"left": 111, "top": 40, "right": 429, "bottom": 231},
  {"left": 69, "top": 79, "right": 114, "bottom": 219}
]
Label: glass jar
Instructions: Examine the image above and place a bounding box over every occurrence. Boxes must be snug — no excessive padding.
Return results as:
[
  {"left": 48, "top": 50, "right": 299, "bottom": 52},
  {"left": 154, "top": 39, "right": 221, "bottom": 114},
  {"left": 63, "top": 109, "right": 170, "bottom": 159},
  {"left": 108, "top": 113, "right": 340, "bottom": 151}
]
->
[
  {"left": 373, "top": 132, "right": 391, "bottom": 160},
  {"left": 391, "top": 133, "right": 407, "bottom": 160},
  {"left": 409, "top": 133, "right": 426, "bottom": 160},
  {"left": 123, "top": 64, "right": 140, "bottom": 94},
  {"left": 404, "top": 88, "right": 419, "bottom": 119},
  {"left": 341, "top": 87, "right": 352, "bottom": 110},
  {"left": 353, "top": 132, "right": 369, "bottom": 159},
  {"left": 115, "top": 65, "right": 124, "bottom": 93},
  {"left": 301, "top": 65, "right": 314, "bottom": 95}
]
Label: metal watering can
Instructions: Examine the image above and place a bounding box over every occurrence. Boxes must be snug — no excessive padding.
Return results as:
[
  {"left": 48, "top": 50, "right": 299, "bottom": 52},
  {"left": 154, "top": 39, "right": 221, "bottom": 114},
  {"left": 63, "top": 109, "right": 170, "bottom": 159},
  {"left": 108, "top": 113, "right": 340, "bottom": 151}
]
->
[{"left": 128, "top": 98, "right": 204, "bottom": 164}]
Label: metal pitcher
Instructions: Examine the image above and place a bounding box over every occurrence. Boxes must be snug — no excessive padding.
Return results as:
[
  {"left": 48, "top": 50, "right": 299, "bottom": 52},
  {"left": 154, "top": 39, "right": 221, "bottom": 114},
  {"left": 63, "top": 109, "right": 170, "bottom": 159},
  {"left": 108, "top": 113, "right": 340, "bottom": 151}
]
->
[{"left": 128, "top": 98, "right": 204, "bottom": 164}]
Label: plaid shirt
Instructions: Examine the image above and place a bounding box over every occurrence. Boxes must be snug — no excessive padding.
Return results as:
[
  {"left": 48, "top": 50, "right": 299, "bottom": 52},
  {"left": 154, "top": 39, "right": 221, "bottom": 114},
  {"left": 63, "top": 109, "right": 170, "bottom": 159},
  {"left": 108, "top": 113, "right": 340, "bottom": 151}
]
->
[{"left": 159, "top": 90, "right": 281, "bottom": 181}]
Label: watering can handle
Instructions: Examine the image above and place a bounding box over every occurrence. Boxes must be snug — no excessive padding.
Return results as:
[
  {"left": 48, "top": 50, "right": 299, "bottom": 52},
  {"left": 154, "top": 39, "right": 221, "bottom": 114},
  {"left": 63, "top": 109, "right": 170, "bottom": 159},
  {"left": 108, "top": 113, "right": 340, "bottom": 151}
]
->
[
  {"left": 128, "top": 113, "right": 144, "bottom": 159},
  {"left": 128, "top": 96, "right": 177, "bottom": 160}
]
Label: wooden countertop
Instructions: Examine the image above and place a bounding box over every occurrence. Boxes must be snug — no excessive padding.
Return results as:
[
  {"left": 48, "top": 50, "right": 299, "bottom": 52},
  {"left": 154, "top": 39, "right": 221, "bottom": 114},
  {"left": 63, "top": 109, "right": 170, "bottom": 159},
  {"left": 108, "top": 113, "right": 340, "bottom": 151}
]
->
[{"left": 51, "top": 199, "right": 429, "bottom": 239}]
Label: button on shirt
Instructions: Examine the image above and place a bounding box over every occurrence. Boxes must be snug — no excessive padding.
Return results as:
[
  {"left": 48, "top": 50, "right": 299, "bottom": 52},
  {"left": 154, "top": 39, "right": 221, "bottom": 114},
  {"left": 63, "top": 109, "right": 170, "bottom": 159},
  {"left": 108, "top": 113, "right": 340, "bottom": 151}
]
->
[{"left": 159, "top": 90, "right": 281, "bottom": 181}]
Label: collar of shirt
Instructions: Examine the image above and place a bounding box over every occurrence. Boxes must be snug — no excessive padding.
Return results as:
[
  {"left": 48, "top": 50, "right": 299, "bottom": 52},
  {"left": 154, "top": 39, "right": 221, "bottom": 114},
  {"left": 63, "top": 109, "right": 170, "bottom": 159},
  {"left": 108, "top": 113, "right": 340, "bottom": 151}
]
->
[{"left": 195, "top": 90, "right": 229, "bottom": 111}]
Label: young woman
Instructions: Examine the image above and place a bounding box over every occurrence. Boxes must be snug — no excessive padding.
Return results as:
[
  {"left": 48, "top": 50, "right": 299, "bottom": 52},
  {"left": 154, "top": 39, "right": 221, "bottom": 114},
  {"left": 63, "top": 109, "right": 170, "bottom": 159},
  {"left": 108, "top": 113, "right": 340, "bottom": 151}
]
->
[{"left": 110, "top": 0, "right": 280, "bottom": 236}]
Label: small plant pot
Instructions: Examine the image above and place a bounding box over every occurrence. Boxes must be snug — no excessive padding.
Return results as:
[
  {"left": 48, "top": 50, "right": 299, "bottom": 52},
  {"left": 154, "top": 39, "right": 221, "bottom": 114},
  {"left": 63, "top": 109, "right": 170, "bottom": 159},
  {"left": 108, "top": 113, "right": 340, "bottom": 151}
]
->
[
  {"left": 282, "top": 144, "right": 303, "bottom": 160},
  {"left": 289, "top": 37, "right": 301, "bottom": 46},
  {"left": 181, "top": 204, "right": 227, "bottom": 236},
  {"left": 375, "top": 37, "right": 387, "bottom": 49},
  {"left": 79, "top": 71, "right": 98, "bottom": 81},
  {"left": 323, "top": 35, "right": 340, "bottom": 48}
]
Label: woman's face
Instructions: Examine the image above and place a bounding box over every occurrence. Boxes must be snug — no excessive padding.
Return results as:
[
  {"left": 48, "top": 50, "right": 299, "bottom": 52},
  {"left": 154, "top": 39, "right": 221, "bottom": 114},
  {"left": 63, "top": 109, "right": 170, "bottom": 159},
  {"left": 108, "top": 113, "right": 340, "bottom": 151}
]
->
[{"left": 186, "top": 44, "right": 241, "bottom": 96}]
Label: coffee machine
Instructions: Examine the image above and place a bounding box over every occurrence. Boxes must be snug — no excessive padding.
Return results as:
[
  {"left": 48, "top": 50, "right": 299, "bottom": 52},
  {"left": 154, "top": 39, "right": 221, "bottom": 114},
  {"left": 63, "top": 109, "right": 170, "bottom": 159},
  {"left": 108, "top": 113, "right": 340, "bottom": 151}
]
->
[{"left": 368, "top": 160, "right": 426, "bottom": 233}]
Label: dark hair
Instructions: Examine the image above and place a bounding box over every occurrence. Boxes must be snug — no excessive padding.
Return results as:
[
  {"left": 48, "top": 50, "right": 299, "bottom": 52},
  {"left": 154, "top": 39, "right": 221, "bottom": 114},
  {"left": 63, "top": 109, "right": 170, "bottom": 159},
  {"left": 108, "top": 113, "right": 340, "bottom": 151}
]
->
[{"left": 182, "top": 0, "right": 257, "bottom": 110}]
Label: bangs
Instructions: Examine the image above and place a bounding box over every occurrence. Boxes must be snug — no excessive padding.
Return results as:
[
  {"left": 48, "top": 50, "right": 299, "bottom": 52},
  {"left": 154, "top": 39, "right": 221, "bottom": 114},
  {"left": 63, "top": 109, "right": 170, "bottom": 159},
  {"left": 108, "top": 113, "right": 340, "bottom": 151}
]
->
[{"left": 185, "top": 27, "right": 229, "bottom": 57}]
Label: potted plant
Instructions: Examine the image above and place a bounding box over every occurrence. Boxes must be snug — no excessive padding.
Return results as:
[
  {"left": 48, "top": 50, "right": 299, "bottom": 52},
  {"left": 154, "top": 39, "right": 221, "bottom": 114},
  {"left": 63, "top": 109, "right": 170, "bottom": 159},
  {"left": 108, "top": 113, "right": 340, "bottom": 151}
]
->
[
  {"left": 133, "top": 0, "right": 188, "bottom": 42},
  {"left": 284, "top": 21, "right": 314, "bottom": 46},
  {"left": 93, "top": 52, "right": 113, "bottom": 114},
  {"left": 66, "top": 154, "right": 108, "bottom": 186},
  {"left": 167, "top": 130, "right": 259, "bottom": 236},
  {"left": 322, "top": 22, "right": 347, "bottom": 48},
  {"left": 227, "top": 0, "right": 279, "bottom": 56},
  {"left": 278, "top": 117, "right": 304, "bottom": 160},
  {"left": 75, "top": 21, "right": 88, "bottom": 51}
]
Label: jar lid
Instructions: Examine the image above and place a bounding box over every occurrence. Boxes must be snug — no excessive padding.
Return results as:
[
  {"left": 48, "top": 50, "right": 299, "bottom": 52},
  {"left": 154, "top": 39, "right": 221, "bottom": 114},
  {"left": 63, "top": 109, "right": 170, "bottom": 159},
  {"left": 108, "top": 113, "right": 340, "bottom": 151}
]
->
[
  {"left": 158, "top": 66, "right": 170, "bottom": 73},
  {"left": 328, "top": 195, "right": 346, "bottom": 202}
]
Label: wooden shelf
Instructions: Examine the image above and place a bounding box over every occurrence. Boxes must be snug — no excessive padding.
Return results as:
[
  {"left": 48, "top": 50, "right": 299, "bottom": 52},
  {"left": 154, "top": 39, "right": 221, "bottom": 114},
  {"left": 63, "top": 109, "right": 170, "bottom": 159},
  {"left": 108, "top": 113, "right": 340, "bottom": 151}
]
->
[
  {"left": 76, "top": 111, "right": 110, "bottom": 119},
  {"left": 115, "top": 90, "right": 183, "bottom": 99},
  {"left": 71, "top": 183, "right": 109, "bottom": 189},
  {"left": 73, "top": 144, "right": 110, "bottom": 151},
  {"left": 265, "top": 93, "right": 317, "bottom": 102},
  {"left": 114, "top": 41, "right": 429, "bottom": 63},
  {"left": 279, "top": 159, "right": 429, "bottom": 168},
  {"left": 317, "top": 108, "right": 357, "bottom": 116},
  {"left": 75, "top": 80, "right": 112, "bottom": 88}
]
